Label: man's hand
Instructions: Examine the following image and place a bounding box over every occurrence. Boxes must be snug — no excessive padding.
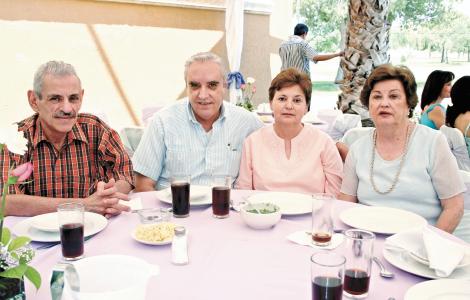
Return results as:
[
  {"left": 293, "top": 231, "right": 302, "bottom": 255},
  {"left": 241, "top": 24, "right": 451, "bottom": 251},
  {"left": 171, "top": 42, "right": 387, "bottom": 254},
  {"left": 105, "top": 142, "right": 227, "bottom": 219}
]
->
[{"left": 85, "top": 178, "right": 130, "bottom": 218}]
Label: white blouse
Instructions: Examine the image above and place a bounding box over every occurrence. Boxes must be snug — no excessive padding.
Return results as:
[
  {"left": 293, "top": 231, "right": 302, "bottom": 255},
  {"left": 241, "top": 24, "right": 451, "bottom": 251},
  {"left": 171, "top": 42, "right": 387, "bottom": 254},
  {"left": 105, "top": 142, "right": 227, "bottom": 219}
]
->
[{"left": 341, "top": 124, "right": 466, "bottom": 225}]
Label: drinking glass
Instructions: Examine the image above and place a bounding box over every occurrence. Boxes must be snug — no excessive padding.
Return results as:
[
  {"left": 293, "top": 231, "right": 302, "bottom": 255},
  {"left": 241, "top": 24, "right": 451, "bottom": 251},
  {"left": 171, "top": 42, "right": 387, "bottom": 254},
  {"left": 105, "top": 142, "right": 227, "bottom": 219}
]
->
[
  {"left": 58, "top": 203, "right": 85, "bottom": 261},
  {"left": 343, "top": 229, "right": 375, "bottom": 299},
  {"left": 211, "top": 175, "right": 231, "bottom": 218},
  {"left": 311, "top": 251, "right": 345, "bottom": 300},
  {"left": 171, "top": 175, "right": 190, "bottom": 218},
  {"left": 311, "top": 193, "right": 334, "bottom": 246}
]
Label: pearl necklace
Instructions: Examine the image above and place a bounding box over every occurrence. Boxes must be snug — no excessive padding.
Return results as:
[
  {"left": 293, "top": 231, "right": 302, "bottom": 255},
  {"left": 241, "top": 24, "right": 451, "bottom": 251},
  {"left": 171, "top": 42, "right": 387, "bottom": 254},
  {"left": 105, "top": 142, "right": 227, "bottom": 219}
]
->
[{"left": 369, "top": 123, "right": 413, "bottom": 195}]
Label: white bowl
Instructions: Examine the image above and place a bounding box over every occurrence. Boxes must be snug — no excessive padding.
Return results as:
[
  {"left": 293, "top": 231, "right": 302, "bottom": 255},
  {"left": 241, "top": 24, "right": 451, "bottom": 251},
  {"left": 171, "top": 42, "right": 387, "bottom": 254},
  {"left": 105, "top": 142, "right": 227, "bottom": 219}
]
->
[{"left": 240, "top": 202, "right": 281, "bottom": 230}]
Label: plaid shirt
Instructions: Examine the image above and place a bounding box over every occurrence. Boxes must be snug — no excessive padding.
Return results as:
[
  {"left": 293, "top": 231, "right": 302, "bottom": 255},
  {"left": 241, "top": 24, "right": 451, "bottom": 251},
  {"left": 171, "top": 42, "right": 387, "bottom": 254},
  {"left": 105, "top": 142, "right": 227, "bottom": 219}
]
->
[{"left": 0, "top": 113, "right": 134, "bottom": 198}]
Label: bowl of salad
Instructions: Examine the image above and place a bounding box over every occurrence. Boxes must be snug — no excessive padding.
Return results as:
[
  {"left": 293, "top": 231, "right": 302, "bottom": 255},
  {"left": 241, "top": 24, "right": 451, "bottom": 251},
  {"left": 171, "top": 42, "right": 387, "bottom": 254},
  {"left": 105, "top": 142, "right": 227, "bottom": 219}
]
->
[{"left": 240, "top": 202, "right": 281, "bottom": 229}]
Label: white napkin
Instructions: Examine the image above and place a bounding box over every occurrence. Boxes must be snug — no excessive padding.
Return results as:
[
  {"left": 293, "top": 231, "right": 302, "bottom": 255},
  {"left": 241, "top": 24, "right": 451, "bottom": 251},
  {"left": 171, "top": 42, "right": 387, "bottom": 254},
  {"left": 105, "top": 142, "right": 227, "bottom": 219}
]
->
[
  {"left": 287, "top": 231, "right": 344, "bottom": 250},
  {"left": 422, "top": 226, "right": 465, "bottom": 277},
  {"left": 119, "top": 197, "right": 143, "bottom": 212},
  {"left": 386, "top": 226, "right": 465, "bottom": 277}
]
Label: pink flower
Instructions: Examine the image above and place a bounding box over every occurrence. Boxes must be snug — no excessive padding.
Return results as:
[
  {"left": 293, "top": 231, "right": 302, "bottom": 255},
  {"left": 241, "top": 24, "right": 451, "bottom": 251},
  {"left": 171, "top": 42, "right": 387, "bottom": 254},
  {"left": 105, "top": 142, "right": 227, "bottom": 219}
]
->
[{"left": 11, "top": 162, "right": 33, "bottom": 182}]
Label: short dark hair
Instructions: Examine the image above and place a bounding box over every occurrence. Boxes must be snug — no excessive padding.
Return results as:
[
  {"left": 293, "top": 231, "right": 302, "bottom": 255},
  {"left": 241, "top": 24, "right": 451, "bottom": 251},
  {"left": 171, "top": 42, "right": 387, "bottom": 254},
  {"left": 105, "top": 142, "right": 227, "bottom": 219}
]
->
[
  {"left": 294, "top": 23, "right": 309, "bottom": 36},
  {"left": 269, "top": 68, "right": 312, "bottom": 107},
  {"left": 360, "top": 64, "right": 418, "bottom": 118},
  {"left": 420, "top": 70, "right": 455, "bottom": 110},
  {"left": 446, "top": 76, "right": 470, "bottom": 127}
]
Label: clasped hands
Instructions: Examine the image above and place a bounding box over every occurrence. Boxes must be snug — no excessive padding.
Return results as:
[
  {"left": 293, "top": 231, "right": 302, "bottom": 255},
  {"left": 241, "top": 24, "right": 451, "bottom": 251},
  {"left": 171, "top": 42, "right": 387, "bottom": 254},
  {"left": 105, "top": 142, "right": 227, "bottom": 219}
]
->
[{"left": 86, "top": 179, "right": 130, "bottom": 218}]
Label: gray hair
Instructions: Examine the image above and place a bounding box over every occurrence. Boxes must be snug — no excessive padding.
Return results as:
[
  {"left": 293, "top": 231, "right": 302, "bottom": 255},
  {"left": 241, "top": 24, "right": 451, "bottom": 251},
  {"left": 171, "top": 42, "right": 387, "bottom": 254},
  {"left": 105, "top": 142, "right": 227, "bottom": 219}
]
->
[
  {"left": 33, "top": 61, "right": 80, "bottom": 99},
  {"left": 184, "top": 52, "right": 226, "bottom": 83}
]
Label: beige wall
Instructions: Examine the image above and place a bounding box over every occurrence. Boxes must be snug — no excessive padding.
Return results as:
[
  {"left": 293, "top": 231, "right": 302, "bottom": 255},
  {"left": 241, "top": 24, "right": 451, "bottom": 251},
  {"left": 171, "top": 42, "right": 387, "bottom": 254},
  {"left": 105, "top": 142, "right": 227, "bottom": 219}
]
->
[{"left": 0, "top": 0, "right": 291, "bottom": 130}]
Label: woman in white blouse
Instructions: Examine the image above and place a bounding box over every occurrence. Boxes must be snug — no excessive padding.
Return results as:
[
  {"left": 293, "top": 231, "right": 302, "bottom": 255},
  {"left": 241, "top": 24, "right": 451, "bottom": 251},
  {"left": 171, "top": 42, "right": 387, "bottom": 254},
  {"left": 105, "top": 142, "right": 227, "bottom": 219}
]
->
[{"left": 339, "top": 64, "right": 465, "bottom": 233}]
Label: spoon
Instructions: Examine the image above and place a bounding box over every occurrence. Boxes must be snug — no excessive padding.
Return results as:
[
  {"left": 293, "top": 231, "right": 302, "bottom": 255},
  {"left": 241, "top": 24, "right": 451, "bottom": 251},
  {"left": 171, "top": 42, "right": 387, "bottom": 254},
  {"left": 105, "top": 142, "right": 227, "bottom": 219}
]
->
[{"left": 373, "top": 256, "right": 395, "bottom": 278}]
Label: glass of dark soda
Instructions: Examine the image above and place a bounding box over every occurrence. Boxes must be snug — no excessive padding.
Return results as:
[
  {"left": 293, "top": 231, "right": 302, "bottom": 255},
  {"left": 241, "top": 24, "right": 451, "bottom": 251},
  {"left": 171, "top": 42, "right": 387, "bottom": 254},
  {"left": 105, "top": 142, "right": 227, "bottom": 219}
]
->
[
  {"left": 343, "top": 229, "right": 375, "bottom": 299},
  {"left": 211, "top": 175, "right": 232, "bottom": 218},
  {"left": 58, "top": 203, "right": 85, "bottom": 261},
  {"left": 171, "top": 175, "right": 190, "bottom": 218},
  {"left": 311, "top": 252, "right": 345, "bottom": 300}
]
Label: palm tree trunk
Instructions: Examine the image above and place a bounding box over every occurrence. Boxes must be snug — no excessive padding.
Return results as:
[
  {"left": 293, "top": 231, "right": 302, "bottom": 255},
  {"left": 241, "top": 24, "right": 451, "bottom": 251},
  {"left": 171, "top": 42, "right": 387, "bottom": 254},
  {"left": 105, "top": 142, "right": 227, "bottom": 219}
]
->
[{"left": 337, "top": 0, "right": 391, "bottom": 125}]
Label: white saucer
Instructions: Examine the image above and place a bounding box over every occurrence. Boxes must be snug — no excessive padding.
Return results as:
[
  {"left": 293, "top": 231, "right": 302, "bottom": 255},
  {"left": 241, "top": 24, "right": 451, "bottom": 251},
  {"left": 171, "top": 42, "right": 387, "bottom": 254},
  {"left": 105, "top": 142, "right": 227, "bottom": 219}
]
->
[{"left": 155, "top": 185, "right": 212, "bottom": 206}]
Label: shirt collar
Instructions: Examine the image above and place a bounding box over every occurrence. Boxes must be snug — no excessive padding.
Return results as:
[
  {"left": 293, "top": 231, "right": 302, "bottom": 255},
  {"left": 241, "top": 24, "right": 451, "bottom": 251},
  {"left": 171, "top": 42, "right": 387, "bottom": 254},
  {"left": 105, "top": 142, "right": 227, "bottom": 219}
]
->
[
  {"left": 23, "top": 114, "right": 88, "bottom": 149},
  {"left": 186, "top": 98, "right": 227, "bottom": 125},
  {"left": 288, "top": 35, "right": 303, "bottom": 42}
]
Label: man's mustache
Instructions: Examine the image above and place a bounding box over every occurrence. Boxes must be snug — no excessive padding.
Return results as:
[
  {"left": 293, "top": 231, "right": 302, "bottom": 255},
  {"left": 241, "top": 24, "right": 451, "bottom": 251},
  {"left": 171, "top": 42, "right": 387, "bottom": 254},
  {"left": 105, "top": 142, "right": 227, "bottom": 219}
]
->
[{"left": 54, "top": 111, "right": 77, "bottom": 118}]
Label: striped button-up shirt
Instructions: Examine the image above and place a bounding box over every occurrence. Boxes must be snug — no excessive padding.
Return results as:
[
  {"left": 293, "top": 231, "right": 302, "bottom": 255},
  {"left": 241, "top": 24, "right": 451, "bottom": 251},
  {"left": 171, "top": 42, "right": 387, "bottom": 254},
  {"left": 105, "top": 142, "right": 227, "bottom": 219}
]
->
[
  {"left": 0, "top": 113, "right": 134, "bottom": 197},
  {"left": 279, "top": 35, "right": 318, "bottom": 76},
  {"left": 132, "top": 99, "right": 263, "bottom": 190}
]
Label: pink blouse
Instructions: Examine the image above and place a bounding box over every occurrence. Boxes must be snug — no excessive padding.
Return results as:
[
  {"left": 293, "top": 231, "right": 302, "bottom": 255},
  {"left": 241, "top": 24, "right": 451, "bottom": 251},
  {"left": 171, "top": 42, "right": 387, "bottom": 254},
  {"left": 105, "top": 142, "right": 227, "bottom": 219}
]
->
[{"left": 235, "top": 124, "right": 343, "bottom": 196}]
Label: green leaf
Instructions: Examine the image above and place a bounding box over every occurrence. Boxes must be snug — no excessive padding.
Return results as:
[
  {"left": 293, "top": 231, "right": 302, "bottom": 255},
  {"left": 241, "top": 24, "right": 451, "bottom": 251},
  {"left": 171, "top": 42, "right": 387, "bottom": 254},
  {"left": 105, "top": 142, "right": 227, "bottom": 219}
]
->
[
  {"left": 1, "top": 227, "right": 11, "bottom": 245},
  {"left": 7, "top": 176, "right": 18, "bottom": 185},
  {"left": 0, "top": 264, "right": 27, "bottom": 279},
  {"left": 0, "top": 143, "right": 4, "bottom": 152},
  {"left": 25, "top": 266, "right": 42, "bottom": 290},
  {"left": 8, "top": 236, "right": 31, "bottom": 252}
]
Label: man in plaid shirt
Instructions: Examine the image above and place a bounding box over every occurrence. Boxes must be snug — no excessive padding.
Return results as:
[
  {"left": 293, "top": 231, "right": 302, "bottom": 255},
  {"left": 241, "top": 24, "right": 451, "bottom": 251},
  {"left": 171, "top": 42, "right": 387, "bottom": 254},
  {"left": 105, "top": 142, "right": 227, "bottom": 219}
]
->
[{"left": 0, "top": 61, "right": 134, "bottom": 217}]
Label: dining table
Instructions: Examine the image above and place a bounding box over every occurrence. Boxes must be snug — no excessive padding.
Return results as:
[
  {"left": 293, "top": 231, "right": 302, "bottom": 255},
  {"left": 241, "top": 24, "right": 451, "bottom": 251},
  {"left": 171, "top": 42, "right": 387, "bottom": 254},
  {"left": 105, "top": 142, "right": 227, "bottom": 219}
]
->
[{"left": 6, "top": 189, "right": 434, "bottom": 299}]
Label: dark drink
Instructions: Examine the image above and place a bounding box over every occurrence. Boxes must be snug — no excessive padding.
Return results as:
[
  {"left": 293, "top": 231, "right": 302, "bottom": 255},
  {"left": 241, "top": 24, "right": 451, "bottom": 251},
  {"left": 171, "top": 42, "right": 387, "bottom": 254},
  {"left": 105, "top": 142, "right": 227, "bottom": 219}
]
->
[
  {"left": 212, "top": 186, "right": 230, "bottom": 218},
  {"left": 312, "top": 232, "right": 332, "bottom": 244},
  {"left": 60, "top": 223, "right": 84, "bottom": 259},
  {"left": 171, "top": 182, "right": 190, "bottom": 217},
  {"left": 343, "top": 269, "right": 370, "bottom": 296},
  {"left": 312, "top": 276, "right": 342, "bottom": 300}
]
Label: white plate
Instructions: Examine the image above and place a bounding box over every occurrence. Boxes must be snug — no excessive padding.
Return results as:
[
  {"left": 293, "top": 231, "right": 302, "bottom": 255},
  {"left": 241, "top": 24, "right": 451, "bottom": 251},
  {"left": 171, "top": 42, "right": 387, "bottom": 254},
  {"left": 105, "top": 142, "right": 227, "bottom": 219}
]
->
[
  {"left": 131, "top": 223, "right": 181, "bottom": 246},
  {"left": 405, "top": 279, "right": 470, "bottom": 299},
  {"left": 30, "top": 212, "right": 94, "bottom": 232},
  {"left": 340, "top": 206, "right": 427, "bottom": 234},
  {"left": 155, "top": 185, "right": 212, "bottom": 206},
  {"left": 247, "top": 192, "right": 320, "bottom": 215},
  {"left": 383, "top": 248, "right": 470, "bottom": 279},
  {"left": 12, "top": 212, "right": 108, "bottom": 242}
]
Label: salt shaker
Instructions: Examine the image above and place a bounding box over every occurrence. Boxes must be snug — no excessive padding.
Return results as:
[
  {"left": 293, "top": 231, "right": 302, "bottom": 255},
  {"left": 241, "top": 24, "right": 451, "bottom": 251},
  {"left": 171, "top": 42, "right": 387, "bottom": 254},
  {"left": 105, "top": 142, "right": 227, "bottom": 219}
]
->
[{"left": 172, "top": 226, "right": 189, "bottom": 265}]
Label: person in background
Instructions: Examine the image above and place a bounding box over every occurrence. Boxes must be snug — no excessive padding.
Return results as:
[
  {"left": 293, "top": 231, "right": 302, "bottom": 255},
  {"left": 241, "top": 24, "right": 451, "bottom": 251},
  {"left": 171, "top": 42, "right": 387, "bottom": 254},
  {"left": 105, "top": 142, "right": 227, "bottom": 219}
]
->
[
  {"left": 339, "top": 64, "right": 464, "bottom": 234},
  {"left": 0, "top": 61, "right": 134, "bottom": 217},
  {"left": 279, "top": 23, "right": 344, "bottom": 77},
  {"left": 132, "top": 52, "right": 263, "bottom": 191},
  {"left": 236, "top": 68, "right": 343, "bottom": 196},
  {"left": 419, "top": 70, "right": 454, "bottom": 129},
  {"left": 445, "top": 76, "right": 470, "bottom": 167}
]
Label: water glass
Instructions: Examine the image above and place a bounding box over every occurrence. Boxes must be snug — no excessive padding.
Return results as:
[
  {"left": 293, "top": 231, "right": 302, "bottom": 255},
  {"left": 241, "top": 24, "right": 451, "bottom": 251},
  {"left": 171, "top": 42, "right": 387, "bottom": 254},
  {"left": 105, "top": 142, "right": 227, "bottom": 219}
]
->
[
  {"left": 58, "top": 203, "right": 85, "bottom": 261},
  {"left": 171, "top": 175, "right": 190, "bottom": 218},
  {"left": 311, "top": 252, "right": 345, "bottom": 300},
  {"left": 343, "top": 229, "right": 375, "bottom": 299},
  {"left": 311, "top": 193, "right": 334, "bottom": 246},
  {"left": 211, "top": 175, "right": 231, "bottom": 218}
]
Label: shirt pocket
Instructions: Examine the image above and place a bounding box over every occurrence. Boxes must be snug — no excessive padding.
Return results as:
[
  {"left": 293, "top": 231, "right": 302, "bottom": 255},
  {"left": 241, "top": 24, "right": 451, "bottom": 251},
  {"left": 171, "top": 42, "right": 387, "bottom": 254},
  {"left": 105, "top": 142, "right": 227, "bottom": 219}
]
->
[
  {"left": 226, "top": 144, "right": 243, "bottom": 177},
  {"left": 166, "top": 148, "right": 189, "bottom": 176}
]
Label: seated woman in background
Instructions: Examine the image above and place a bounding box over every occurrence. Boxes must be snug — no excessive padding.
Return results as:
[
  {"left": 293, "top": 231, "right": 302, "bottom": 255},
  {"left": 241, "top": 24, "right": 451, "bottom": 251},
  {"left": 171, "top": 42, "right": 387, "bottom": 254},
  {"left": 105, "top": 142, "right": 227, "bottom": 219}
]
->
[
  {"left": 339, "top": 64, "right": 464, "bottom": 234},
  {"left": 419, "top": 70, "right": 454, "bottom": 129},
  {"left": 235, "top": 68, "right": 343, "bottom": 196},
  {"left": 446, "top": 76, "right": 470, "bottom": 159}
]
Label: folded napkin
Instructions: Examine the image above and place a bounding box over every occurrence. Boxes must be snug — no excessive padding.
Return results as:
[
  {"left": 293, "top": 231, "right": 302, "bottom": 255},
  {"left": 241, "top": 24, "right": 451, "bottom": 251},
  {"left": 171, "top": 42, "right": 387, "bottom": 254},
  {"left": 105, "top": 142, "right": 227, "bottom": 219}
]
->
[
  {"left": 422, "top": 226, "right": 465, "bottom": 277},
  {"left": 287, "top": 231, "right": 344, "bottom": 250},
  {"left": 119, "top": 197, "right": 143, "bottom": 212},
  {"left": 386, "top": 225, "right": 465, "bottom": 277}
]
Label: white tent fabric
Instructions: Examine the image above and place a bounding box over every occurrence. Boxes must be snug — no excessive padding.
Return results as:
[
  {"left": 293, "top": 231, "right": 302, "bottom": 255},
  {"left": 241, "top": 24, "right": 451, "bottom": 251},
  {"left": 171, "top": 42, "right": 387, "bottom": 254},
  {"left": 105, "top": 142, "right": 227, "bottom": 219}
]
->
[{"left": 225, "top": 0, "right": 245, "bottom": 104}]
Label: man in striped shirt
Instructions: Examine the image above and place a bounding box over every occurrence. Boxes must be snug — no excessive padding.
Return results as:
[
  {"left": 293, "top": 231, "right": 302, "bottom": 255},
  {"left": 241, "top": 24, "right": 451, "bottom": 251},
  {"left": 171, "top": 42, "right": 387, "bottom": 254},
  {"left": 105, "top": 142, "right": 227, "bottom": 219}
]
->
[
  {"left": 279, "top": 23, "right": 344, "bottom": 77},
  {"left": 133, "top": 52, "right": 263, "bottom": 191},
  {"left": 0, "top": 61, "right": 134, "bottom": 217}
]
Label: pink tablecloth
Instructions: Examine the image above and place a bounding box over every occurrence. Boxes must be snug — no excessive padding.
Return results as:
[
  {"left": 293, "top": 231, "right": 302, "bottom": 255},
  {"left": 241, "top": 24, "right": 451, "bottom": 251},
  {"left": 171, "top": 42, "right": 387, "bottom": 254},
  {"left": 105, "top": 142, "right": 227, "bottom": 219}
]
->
[{"left": 6, "top": 190, "right": 424, "bottom": 299}]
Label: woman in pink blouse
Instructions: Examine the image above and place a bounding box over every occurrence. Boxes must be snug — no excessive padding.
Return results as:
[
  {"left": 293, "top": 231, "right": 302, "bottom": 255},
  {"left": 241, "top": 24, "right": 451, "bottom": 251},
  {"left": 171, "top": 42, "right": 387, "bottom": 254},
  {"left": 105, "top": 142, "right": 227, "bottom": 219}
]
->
[{"left": 235, "top": 68, "right": 343, "bottom": 195}]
